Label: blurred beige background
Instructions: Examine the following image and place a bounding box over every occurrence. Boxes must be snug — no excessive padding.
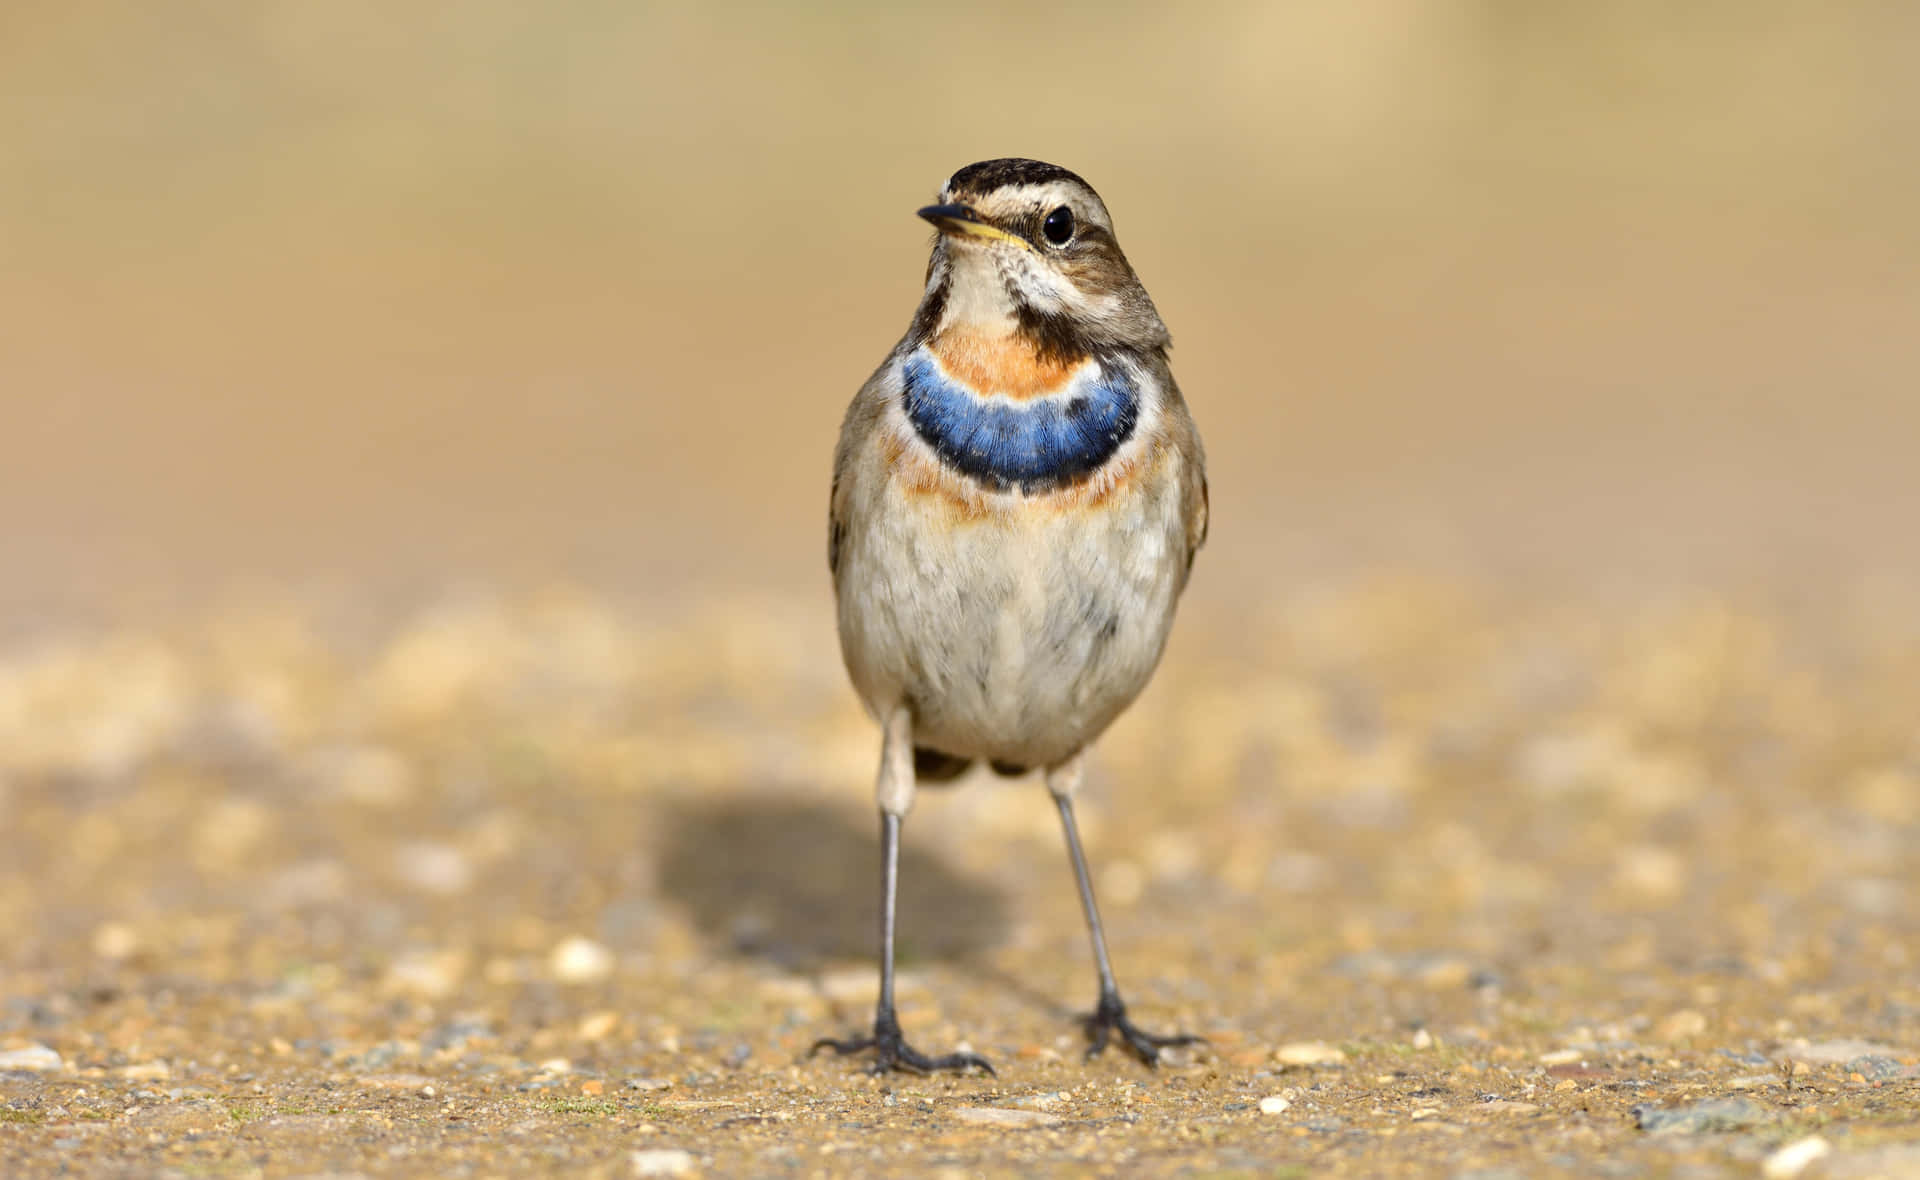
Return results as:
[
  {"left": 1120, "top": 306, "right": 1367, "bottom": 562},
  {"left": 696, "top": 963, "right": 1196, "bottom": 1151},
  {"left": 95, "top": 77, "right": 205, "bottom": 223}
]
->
[{"left": 4, "top": 1, "right": 1917, "bottom": 617}]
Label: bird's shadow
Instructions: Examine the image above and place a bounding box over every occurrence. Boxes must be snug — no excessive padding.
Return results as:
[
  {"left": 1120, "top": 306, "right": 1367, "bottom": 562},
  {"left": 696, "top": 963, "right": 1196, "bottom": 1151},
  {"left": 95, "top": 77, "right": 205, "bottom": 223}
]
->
[{"left": 655, "top": 792, "right": 1011, "bottom": 971}]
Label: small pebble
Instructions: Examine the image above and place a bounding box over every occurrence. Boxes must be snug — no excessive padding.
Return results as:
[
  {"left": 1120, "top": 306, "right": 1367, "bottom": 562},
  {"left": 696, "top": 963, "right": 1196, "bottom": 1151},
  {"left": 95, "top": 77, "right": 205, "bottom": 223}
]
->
[
  {"left": 1633, "top": 1096, "right": 1771, "bottom": 1134},
  {"left": 0, "top": 1044, "right": 65, "bottom": 1072},
  {"left": 1612, "top": 843, "right": 1685, "bottom": 900},
  {"left": 953, "top": 1107, "right": 1062, "bottom": 1128},
  {"left": 382, "top": 949, "right": 466, "bottom": 998},
  {"left": 1844, "top": 1054, "right": 1908, "bottom": 1081},
  {"left": 550, "top": 936, "right": 615, "bottom": 984},
  {"left": 1477, "top": 1100, "right": 1542, "bottom": 1114},
  {"left": 1777, "top": 1038, "right": 1901, "bottom": 1066},
  {"left": 630, "top": 1147, "right": 697, "bottom": 1176},
  {"left": 394, "top": 841, "right": 474, "bottom": 896},
  {"left": 1652, "top": 1008, "right": 1708, "bottom": 1043},
  {"left": 91, "top": 921, "right": 140, "bottom": 960},
  {"left": 355, "top": 1073, "right": 434, "bottom": 1090},
  {"left": 1274, "top": 1041, "right": 1346, "bottom": 1067},
  {"left": 1411, "top": 1028, "right": 1434, "bottom": 1050},
  {"left": 1258, "top": 1095, "right": 1292, "bottom": 1115},
  {"left": 1726, "top": 1073, "right": 1780, "bottom": 1091},
  {"left": 118, "top": 1062, "right": 170, "bottom": 1081},
  {"left": 1156, "top": 1041, "right": 1201, "bottom": 1068},
  {"left": 1762, "top": 1135, "right": 1830, "bottom": 1180}
]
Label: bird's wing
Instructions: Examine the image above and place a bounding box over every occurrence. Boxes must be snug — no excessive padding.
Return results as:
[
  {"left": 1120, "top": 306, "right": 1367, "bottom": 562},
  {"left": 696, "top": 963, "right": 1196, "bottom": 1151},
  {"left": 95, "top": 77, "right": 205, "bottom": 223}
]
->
[
  {"left": 828, "top": 465, "right": 855, "bottom": 577},
  {"left": 1184, "top": 463, "right": 1209, "bottom": 575},
  {"left": 1154, "top": 362, "right": 1209, "bottom": 578},
  {"left": 829, "top": 357, "right": 899, "bottom": 579}
]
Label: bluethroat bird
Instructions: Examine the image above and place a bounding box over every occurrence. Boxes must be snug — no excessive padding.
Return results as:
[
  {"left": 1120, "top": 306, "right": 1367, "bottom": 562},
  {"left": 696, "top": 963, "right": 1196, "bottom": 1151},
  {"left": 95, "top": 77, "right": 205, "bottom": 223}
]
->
[{"left": 815, "top": 159, "right": 1209, "bottom": 1075}]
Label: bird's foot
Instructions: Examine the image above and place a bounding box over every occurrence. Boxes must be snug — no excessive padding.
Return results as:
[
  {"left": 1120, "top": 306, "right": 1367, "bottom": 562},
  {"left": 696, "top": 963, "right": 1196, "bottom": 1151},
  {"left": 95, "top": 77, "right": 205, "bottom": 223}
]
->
[
  {"left": 809, "top": 1012, "right": 994, "bottom": 1077},
  {"left": 1083, "top": 991, "right": 1205, "bottom": 1067}
]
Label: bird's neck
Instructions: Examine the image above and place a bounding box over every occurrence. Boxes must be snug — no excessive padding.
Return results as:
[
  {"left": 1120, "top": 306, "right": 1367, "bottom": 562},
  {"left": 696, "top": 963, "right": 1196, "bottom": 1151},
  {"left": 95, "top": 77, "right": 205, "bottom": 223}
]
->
[
  {"left": 936, "top": 255, "right": 1020, "bottom": 338},
  {"left": 925, "top": 326, "right": 1088, "bottom": 402}
]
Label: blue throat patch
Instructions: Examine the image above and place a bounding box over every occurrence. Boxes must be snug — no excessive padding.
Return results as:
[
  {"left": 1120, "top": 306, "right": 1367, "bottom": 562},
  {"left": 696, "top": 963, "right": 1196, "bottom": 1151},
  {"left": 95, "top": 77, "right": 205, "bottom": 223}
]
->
[{"left": 900, "top": 349, "right": 1139, "bottom": 491}]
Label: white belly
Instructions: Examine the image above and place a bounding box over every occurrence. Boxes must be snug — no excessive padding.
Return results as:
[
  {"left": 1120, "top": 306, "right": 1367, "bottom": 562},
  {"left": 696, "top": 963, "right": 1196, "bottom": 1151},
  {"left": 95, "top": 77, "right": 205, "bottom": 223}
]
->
[{"left": 835, "top": 457, "right": 1188, "bottom": 770}]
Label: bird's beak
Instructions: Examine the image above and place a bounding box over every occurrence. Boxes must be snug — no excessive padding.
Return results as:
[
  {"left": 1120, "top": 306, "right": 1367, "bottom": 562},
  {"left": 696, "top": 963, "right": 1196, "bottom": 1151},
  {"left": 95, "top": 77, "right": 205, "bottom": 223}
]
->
[{"left": 917, "top": 203, "right": 1030, "bottom": 249}]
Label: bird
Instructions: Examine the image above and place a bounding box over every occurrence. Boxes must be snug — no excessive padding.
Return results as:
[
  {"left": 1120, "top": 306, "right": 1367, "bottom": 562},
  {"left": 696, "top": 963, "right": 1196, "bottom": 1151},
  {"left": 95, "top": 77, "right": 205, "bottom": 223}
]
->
[{"left": 813, "top": 158, "right": 1209, "bottom": 1075}]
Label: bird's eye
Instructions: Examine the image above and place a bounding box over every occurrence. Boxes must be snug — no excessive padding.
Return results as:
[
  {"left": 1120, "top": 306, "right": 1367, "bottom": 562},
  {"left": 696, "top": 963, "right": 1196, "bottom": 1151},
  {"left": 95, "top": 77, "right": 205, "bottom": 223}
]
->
[{"left": 1041, "top": 206, "right": 1075, "bottom": 246}]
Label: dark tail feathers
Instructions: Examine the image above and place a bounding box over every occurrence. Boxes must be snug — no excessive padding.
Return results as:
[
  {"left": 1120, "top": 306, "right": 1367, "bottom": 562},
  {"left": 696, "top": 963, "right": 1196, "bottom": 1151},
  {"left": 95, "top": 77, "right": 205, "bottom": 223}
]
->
[
  {"left": 912, "top": 747, "right": 1029, "bottom": 782},
  {"left": 913, "top": 747, "right": 973, "bottom": 782}
]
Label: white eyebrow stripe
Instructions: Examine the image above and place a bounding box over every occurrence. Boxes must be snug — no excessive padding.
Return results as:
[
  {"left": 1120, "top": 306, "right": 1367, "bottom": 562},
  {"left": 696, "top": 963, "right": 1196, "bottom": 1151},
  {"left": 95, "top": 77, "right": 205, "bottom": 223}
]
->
[
  {"left": 962, "top": 182, "right": 1114, "bottom": 233},
  {"left": 990, "top": 182, "right": 1081, "bottom": 207}
]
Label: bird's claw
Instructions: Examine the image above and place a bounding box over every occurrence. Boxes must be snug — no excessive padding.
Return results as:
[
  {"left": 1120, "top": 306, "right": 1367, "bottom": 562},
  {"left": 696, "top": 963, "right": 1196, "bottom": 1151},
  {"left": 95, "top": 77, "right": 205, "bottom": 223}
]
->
[
  {"left": 1083, "top": 992, "right": 1204, "bottom": 1066},
  {"left": 809, "top": 1015, "right": 995, "bottom": 1077}
]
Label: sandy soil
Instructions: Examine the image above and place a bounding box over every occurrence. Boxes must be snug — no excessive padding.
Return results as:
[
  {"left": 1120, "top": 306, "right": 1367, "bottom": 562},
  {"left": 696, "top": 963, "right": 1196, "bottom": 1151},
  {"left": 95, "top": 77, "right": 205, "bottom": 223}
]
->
[
  {"left": 5, "top": 6, "right": 1918, "bottom": 1176},
  {"left": 3, "top": 580, "right": 1916, "bottom": 1177}
]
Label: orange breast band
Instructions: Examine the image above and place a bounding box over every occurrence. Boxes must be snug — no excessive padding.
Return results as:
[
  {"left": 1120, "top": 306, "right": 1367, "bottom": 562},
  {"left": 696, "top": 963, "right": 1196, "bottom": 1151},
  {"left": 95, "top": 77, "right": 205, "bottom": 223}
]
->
[{"left": 927, "top": 328, "right": 1086, "bottom": 401}]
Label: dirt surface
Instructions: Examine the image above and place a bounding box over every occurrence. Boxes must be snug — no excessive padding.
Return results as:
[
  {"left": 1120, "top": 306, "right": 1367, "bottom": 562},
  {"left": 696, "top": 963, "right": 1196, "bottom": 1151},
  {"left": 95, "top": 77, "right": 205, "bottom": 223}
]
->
[
  {"left": 3, "top": 580, "right": 1917, "bottom": 1177},
  {"left": 5, "top": 5, "right": 1917, "bottom": 1176}
]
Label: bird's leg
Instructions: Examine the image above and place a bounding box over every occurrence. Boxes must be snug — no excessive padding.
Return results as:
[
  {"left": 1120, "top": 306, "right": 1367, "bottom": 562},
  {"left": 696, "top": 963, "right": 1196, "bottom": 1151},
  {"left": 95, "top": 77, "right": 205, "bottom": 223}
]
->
[
  {"left": 810, "top": 706, "right": 993, "bottom": 1076},
  {"left": 1048, "top": 756, "right": 1203, "bottom": 1066}
]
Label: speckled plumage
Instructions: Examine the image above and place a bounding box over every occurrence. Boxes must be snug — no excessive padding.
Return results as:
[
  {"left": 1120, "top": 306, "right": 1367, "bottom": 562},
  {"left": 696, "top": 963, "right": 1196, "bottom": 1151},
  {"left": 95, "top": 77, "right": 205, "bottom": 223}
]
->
[
  {"left": 831, "top": 164, "right": 1207, "bottom": 772},
  {"left": 833, "top": 345, "right": 1201, "bottom": 770},
  {"left": 816, "top": 159, "right": 1208, "bottom": 1076}
]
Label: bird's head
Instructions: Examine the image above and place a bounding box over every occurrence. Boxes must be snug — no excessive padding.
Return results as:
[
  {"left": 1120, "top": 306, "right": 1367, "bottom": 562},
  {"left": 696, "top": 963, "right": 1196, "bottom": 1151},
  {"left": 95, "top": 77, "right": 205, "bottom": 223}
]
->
[{"left": 910, "top": 158, "right": 1169, "bottom": 361}]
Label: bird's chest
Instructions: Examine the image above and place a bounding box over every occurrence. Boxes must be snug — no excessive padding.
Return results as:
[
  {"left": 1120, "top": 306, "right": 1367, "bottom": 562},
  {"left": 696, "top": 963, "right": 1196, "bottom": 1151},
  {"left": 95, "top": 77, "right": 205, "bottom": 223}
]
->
[
  {"left": 853, "top": 338, "right": 1169, "bottom": 675},
  {"left": 866, "top": 476, "right": 1171, "bottom": 639},
  {"left": 836, "top": 429, "right": 1185, "bottom": 763}
]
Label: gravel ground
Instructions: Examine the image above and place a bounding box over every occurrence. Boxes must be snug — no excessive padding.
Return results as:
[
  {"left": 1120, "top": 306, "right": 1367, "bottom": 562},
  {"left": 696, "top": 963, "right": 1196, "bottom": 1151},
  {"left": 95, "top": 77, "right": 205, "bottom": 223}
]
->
[{"left": 3, "top": 579, "right": 1917, "bottom": 1178}]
